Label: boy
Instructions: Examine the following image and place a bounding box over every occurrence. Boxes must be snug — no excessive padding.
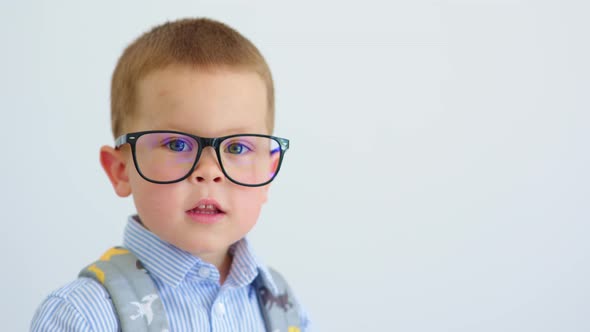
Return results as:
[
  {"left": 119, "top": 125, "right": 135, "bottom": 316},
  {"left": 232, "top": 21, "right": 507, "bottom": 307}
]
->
[{"left": 31, "top": 17, "right": 310, "bottom": 331}]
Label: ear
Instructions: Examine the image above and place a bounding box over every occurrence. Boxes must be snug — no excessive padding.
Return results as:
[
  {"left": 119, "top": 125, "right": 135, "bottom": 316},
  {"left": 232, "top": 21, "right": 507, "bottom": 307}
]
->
[{"left": 100, "top": 145, "right": 132, "bottom": 197}]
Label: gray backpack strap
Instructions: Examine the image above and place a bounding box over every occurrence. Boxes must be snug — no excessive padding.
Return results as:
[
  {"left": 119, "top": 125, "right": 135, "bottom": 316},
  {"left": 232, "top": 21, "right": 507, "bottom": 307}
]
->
[
  {"left": 79, "top": 247, "right": 170, "bottom": 332},
  {"left": 254, "top": 267, "right": 302, "bottom": 332}
]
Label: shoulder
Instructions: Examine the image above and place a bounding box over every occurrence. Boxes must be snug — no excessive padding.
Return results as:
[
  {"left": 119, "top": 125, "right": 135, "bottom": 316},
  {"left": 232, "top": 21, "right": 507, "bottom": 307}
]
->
[{"left": 31, "top": 277, "right": 118, "bottom": 332}]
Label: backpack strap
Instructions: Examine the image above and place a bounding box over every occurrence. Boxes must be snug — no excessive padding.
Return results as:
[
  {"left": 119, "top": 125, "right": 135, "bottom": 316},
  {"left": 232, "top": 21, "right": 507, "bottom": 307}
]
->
[
  {"left": 78, "top": 247, "right": 170, "bottom": 332},
  {"left": 254, "top": 268, "right": 302, "bottom": 332}
]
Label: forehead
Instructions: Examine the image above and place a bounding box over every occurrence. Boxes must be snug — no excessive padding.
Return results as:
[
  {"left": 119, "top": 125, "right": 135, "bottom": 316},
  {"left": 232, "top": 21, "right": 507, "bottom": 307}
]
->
[{"left": 133, "top": 65, "right": 268, "bottom": 136}]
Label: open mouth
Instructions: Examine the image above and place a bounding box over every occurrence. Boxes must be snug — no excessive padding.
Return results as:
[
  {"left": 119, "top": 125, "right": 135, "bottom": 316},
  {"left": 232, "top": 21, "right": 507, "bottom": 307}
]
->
[
  {"left": 186, "top": 199, "right": 226, "bottom": 223},
  {"left": 188, "top": 204, "right": 223, "bottom": 215}
]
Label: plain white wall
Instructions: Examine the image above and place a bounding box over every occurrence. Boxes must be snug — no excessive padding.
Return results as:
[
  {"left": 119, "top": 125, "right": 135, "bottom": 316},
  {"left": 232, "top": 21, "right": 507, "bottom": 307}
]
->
[{"left": 2, "top": 1, "right": 589, "bottom": 331}]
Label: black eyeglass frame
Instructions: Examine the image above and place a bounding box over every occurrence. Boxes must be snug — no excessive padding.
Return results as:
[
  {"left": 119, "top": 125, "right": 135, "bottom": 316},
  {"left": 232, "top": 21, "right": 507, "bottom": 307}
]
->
[{"left": 115, "top": 130, "right": 290, "bottom": 187}]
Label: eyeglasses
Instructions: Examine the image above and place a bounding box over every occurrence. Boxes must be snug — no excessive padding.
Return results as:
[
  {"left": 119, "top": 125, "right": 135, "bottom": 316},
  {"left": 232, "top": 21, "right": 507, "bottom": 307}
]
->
[{"left": 115, "top": 130, "right": 290, "bottom": 187}]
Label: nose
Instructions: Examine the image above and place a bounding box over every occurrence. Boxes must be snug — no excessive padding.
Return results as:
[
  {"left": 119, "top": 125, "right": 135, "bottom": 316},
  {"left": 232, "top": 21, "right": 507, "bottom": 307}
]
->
[{"left": 191, "top": 147, "right": 224, "bottom": 184}]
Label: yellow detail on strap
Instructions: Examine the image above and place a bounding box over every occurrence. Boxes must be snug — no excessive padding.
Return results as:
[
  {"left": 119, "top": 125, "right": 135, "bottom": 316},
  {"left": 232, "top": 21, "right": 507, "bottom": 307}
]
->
[
  {"left": 288, "top": 327, "right": 301, "bottom": 332},
  {"left": 99, "top": 247, "right": 130, "bottom": 261},
  {"left": 88, "top": 264, "right": 105, "bottom": 284}
]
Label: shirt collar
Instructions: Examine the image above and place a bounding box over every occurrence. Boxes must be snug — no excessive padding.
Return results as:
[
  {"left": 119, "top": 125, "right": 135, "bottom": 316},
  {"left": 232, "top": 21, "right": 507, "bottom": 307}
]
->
[
  {"left": 122, "top": 215, "right": 278, "bottom": 293},
  {"left": 225, "top": 235, "right": 279, "bottom": 295}
]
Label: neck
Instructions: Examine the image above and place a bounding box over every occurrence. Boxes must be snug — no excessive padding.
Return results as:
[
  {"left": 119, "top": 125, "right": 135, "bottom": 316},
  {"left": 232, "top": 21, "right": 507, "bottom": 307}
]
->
[{"left": 218, "top": 252, "right": 233, "bottom": 285}]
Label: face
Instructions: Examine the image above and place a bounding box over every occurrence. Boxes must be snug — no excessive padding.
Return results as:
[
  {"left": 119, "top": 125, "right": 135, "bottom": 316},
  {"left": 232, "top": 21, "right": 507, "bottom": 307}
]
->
[{"left": 119, "top": 65, "right": 271, "bottom": 262}]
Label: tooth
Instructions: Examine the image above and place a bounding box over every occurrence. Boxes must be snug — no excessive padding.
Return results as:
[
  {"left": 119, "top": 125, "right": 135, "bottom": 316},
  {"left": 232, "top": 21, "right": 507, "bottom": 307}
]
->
[
  {"left": 206, "top": 204, "right": 214, "bottom": 209},
  {"left": 198, "top": 204, "right": 206, "bottom": 209}
]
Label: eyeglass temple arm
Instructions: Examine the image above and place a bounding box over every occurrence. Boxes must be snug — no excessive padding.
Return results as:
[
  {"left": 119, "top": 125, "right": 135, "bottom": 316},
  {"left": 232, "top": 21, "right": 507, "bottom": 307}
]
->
[{"left": 115, "top": 134, "right": 128, "bottom": 148}]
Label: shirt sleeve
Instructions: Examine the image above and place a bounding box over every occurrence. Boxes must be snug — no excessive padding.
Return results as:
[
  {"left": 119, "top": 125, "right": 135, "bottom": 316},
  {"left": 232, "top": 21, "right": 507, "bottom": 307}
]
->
[{"left": 30, "top": 278, "right": 118, "bottom": 332}]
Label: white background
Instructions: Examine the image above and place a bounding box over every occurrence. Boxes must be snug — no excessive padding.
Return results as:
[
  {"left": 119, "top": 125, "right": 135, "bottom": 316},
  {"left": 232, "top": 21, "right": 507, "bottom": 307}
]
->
[{"left": 2, "top": 1, "right": 589, "bottom": 331}]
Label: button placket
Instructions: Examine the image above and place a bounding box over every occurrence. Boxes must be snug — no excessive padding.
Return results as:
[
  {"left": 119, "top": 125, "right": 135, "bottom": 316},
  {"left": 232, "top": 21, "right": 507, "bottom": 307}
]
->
[{"left": 215, "top": 301, "right": 226, "bottom": 316}]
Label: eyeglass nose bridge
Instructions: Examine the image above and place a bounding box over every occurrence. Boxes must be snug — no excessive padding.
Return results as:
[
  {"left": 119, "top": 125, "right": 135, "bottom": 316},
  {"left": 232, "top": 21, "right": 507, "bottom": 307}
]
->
[
  {"left": 192, "top": 137, "right": 223, "bottom": 167},
  {"left": 196, "top": 137, "right": 224, "bottom": 159},
  {"left": 198, "top": 137, "right": 220, "bottom": 149}
]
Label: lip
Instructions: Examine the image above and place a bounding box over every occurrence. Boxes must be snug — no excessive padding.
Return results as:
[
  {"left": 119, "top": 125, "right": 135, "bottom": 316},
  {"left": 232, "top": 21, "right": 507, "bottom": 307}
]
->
[{"left": 186, "top": 198, "right": 225, "bottom": 224}]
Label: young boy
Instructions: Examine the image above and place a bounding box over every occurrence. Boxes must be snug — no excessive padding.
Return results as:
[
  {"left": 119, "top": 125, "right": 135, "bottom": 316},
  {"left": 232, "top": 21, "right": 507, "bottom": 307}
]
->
[{"left": 31, "top": 17, "right": 310, "bottom": 331}]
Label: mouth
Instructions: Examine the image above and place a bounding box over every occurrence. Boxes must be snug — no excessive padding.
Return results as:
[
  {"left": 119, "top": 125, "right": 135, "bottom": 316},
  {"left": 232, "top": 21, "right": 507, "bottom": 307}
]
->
[
  {"left": 188, "top": 204, "right": 223, "bottom": 214},
  {"left": 186, "top": 198, "right": 225, "bottom": 223}
]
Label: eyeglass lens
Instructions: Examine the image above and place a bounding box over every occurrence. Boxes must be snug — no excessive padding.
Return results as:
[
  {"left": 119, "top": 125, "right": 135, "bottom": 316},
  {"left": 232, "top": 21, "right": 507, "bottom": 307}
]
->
[{"left": 134, "top": 132, "right": 281, "bottom": 185}]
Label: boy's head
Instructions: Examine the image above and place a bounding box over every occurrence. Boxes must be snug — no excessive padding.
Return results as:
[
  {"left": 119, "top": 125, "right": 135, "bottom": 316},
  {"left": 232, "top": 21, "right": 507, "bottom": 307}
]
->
[
  {"left": 100, "top": 18, "right": 285, "bottom": 266},
  {"left": 110, "top": 17, "right": 275, "bottom": 138}
]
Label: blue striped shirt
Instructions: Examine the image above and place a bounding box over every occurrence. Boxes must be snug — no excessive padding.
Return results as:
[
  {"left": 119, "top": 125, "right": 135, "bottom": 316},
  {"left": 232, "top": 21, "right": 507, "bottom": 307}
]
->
[{"left": 31, "top": 215, "right": 311, "bottom": 331}]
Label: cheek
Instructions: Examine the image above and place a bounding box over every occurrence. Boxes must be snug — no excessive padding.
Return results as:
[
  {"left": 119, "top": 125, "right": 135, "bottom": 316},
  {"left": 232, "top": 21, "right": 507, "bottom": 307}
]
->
[
  {"left": 231, "top": 187, "right": 268, "bottom": 222},
  {"left": 130, "top": 178, "right": 180, "bottom": 217}
]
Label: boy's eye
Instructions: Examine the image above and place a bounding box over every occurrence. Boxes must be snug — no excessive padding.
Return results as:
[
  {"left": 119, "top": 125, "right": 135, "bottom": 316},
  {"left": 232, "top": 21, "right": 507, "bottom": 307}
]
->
[
  {"left": 164, "top": 139, "right": 192, "bottom": 152},
  {"left": 225, "top": 142, "right": 251, "bottom": 154}
]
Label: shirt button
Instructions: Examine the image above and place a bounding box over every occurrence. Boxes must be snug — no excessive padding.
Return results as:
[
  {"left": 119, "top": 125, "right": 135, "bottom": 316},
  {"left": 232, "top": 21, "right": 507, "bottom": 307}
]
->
[
  {"left": 215, "top": 302, "right": 226, "bottom": 316},
  {"left": 197, "top": 266, "right": 210, "bottom": 278}
]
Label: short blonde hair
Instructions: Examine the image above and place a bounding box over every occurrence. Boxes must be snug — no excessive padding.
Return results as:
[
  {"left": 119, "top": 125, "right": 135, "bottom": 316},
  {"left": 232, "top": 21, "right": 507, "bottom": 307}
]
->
[{"left": 110, "top": 17, "right": 275, "bottom": 138}]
